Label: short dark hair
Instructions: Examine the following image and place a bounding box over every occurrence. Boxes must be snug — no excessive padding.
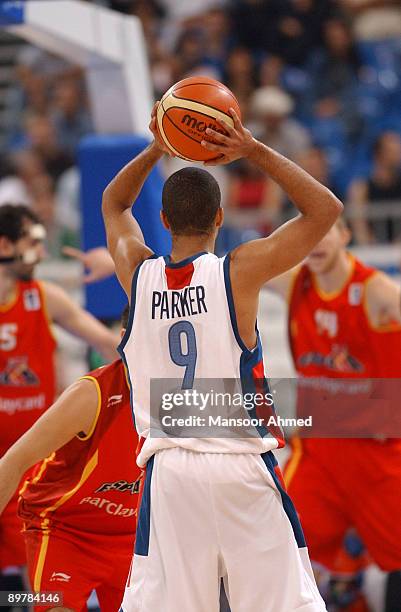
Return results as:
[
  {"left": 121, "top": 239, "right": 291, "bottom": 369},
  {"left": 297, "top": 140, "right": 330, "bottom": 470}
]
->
[
  {"left": 0, "top": 204, "right": 40, "bottom": 243},
  {"left": 121, "top": 304, "right": 130, "bottom": 329},
  {"left": 162, "top": 168, "right": 221, "bottom": 235}
]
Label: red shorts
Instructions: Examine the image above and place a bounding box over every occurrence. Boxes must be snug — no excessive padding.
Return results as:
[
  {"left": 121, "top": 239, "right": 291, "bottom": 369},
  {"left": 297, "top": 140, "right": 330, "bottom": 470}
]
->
[
  {"left": 0, "top": 494, "right": 26, "bottom": 570},
  {"left": 24, "top": 522, "right": 134, "bottom": 612},
  {"left": 284, "top": 437, "right": 401, "bottom": 572}
]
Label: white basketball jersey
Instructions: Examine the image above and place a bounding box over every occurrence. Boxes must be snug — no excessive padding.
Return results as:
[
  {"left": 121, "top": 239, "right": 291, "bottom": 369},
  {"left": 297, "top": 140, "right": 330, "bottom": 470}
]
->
[{"left": 119, "top": 252, "right": 283, "bottom": 466}]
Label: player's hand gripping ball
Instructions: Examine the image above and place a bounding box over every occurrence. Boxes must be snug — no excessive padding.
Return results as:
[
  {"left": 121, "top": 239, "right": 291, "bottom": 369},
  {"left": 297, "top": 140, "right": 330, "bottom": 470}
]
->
[{"left": 155, "top": 76, "right": 241, "bottom": 162}]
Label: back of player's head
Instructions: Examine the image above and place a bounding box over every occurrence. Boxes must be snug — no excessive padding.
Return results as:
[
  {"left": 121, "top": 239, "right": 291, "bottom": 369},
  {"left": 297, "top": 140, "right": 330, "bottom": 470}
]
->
[
  {"left": 162, "top": 168, "right": 221, "bottom": 235},
  {"left": 0, "top": 204, "right": 40, "bottom": 243}
]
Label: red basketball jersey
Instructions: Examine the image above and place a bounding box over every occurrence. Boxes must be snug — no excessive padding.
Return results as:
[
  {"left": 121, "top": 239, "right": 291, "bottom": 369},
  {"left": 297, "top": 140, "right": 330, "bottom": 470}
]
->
[
  {"left": 0, "top": 280, "right": 56, "bottom": 456},
  {"left": 18, "top": 360, "right": 141, "bottom": 536},
  {"left": 288, "top": 255, "right": 401, "bottom": 437},
  {"left": 289, "top": 255, "right": 401, "bottom": 379}
]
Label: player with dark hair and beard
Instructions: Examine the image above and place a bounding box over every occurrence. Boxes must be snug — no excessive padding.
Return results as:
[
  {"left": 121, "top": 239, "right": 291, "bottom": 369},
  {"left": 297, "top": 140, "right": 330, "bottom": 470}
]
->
[{"left": 0, "top": 204, "right": 119, "bottom": 606}]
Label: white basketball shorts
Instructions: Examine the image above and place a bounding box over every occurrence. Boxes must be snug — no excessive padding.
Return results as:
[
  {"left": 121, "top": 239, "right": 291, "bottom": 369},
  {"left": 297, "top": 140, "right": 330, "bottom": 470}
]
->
[{"left": 120, "top": 447, "right": 326, "bottom": 612}]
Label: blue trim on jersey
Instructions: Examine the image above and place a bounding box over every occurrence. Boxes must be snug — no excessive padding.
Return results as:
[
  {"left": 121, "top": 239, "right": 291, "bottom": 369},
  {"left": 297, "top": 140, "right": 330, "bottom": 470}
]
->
[
  {"left": 118, "top": 262, "right": 144, "bottom": 354},
  {"left": 135, "top": 455, "right": 155, "bottom": 556},
  {"left": 224, "top": 252, "right": 282, "bottom": 442},
  {"left": 118, "top": 257, "right": 154, "bottom": 432},
  {"left": 223, "top": 252, "right": 251, "bottom": 354},
  {"left": 239, "top": 335, "right": 274, "bottom": 440},
  {"left": 164, "top": 251, "right": 208, "bottom": 268},
  {"left": 261, "top": 451, "right": 306, "bottom": 548}
]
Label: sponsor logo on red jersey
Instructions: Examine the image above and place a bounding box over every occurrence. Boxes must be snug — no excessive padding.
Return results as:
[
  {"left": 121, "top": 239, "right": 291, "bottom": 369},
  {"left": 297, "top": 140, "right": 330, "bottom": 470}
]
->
[
  {"left": 95, "top": 479, "right": 141, "bottom": 495},
  {"left": 298, "top": 345, "right": 364, "bottom": 373},
  {"left": 0, "top": 356, "right": 40, "bottom": 386}
]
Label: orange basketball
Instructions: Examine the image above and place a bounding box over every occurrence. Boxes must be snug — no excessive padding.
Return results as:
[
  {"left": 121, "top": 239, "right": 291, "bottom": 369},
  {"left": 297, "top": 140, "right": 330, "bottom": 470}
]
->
[{"left": 156, "top": 76, "right": 241, "bottom": 162}]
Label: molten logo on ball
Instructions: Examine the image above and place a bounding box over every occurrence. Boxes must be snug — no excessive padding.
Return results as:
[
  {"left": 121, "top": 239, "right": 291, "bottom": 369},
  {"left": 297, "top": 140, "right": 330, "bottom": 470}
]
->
[
  {"left": 157, "top": 76, "right": 241, "bottom": 161},
  {"left": 181, "top": 114, "right": 224, "bottom": 136}
]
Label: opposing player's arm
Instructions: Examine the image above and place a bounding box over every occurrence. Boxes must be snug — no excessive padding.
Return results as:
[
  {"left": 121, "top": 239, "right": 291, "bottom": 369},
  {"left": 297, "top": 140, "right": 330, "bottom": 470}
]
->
[
  {"left": 102, "top": 104, "right": 170, "bottom": 297},
  {"left": 62, "top": 246, "right": 115, "bottom": 283},
  {"left": 0, "top": 379, "right": 98, "bottom": 515},
  {"left": 203, "top": 110, "right": 343, "bottom": 287},
  {"left": 364, "top": 272, "right": 401, "bottom": 327},
  {"left": 42, "top": 281, "right": 119, "bottom": 362}
]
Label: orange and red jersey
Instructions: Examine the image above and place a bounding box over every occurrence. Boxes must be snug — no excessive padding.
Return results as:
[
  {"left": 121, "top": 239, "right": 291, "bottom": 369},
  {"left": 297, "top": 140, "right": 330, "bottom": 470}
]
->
[
  {"left": 285, "top": 254, "right": 401, "bottom": 572},
  {"left": 0, "top": 280, "right": 56, "bottom": 457},
  {"left": 289, "top": 254, "right": 401, "bottom": 379},
  {"left": 18, "top": 359, "right": 141, "bottom": 536}
]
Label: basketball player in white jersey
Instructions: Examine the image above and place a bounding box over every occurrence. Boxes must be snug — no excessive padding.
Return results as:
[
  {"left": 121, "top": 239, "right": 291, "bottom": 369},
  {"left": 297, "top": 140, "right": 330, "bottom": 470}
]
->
[{"left": 102, "top": 103, "right": 343, "bottom": 612}]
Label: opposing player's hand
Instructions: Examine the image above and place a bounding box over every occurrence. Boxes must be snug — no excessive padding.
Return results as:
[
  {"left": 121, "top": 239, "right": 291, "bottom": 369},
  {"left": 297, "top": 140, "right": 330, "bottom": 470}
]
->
[
  {"left": 149, "top": 102, "right": 173, "bottom": 156},
  {"left": 201, "top": 108, "right": 256, "bottom": 166},
  {"left": 62, "top": 246, "right": 115, "bottom": 283}
]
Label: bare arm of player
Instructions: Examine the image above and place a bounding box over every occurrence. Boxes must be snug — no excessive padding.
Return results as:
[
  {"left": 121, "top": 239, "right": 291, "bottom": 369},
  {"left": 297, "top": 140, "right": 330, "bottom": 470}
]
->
[
  {"left": 203, "top": 109, "right": 342, "bottom": 348},
  {"left": 62, "top": 246, "right": 115, "bottom": 283},
  {"left": 102, "top": 104, "right": 170, "bottom": 297},
  {"left": 42, "top": 281, "right": 119, "bottom": 361},
  {"left": 203, "top": 109, "right": 343, "bottom": 284},
  {"left": 364, "top": 272, "right": 401, "bottom": 327},
  {"left": 0, "top": 379, "right": 98, "bottom": 515}
]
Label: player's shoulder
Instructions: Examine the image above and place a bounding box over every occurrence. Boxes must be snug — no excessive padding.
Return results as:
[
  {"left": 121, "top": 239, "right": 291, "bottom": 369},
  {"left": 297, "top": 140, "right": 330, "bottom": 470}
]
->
[
  {"left": 83, "top": 358, "right": 124, "bottom": 383},
  {"left": 362, "top": 267, "right": 401, "bottom": 326},
  {"left": 364, "top": 269, "right": 399, "bottom": 300},
  {"left": 38, "top": 278, "right": 68, "bottom": 301},
  {"left": 351, "top": 255, "right": 377, "bottom": 282}
]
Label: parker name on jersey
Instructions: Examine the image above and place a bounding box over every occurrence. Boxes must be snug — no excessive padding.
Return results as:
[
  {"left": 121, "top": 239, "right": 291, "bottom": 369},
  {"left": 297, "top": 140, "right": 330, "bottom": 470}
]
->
[{"left": 152, "top": 286, "right": 207, "bottom": 320}]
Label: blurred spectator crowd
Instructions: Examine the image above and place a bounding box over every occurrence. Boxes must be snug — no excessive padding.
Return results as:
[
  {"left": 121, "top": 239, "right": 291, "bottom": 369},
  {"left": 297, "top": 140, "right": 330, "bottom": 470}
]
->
[{"left": 1, "top": 0, "right": 401, "bottom": 255}]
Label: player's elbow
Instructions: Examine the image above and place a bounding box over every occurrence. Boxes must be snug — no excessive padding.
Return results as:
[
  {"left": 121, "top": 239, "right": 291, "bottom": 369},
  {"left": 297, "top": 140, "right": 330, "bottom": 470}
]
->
[
  {"left": 102, "top": 186, "right": 113, "bottom": 215},
  {"left": 325, "top": 191, "right": 344, "bottom": 220}
]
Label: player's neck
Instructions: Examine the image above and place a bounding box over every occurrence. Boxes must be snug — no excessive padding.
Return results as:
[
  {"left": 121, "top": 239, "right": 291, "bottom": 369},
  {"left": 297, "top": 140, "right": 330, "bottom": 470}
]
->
[
  {"left": 314, "top": 251, "right": 352, "bottom": 295},
  {"left": 0, "top": 268, "right": 17, "bottom": 305},
  {"left": 169, "top": 235, "right": 215, "bottom": 263}
]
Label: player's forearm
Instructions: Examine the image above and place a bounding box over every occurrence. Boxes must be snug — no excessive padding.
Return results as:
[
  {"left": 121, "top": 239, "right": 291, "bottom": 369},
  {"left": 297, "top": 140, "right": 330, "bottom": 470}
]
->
[
  {"left": 80, "top": 320, "right": 119, "bottom": 362},
  {"left": 0, "top": 454, "right": 26, "bottom": 514},
  {"left": 95, "top": 332, "right": 120, "bottom": 362},
  {"left": 66, "top": 316, "right": 119, "bottom": 362},
  {"left": 102, "top": 143, "right": 163, "bottom": 214},
  {"left": 248, "top": 141, "right": 343, "bottom": 219}
]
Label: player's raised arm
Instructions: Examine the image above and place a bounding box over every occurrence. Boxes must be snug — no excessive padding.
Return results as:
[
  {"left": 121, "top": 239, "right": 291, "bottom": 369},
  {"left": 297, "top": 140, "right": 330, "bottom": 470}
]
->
[
  {"left": 102, "top": 103, "right": 170, "bottom": 297},
  {"left": 0, "top": 379, "right": 98, "bottom": 515},
  {"left": 203, "top": 109, "right": 343, "bottom": 287}
]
